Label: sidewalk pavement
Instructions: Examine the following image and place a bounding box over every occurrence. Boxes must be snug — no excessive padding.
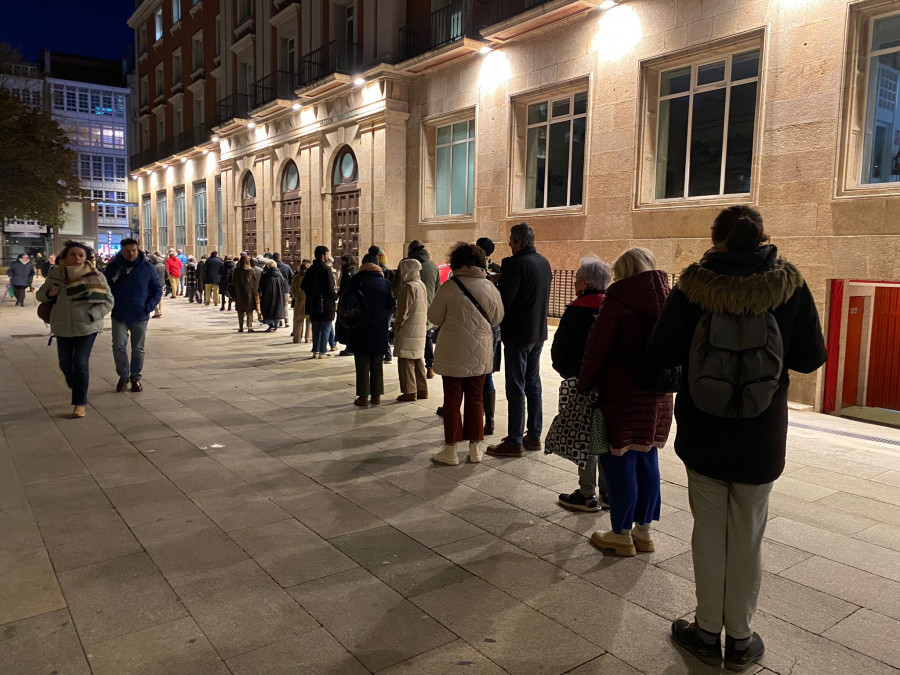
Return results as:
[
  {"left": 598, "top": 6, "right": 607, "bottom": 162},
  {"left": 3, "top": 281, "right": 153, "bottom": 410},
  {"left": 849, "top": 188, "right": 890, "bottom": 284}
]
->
[{"left": 1, "top": 298, "right": 899, "bottom": 674}]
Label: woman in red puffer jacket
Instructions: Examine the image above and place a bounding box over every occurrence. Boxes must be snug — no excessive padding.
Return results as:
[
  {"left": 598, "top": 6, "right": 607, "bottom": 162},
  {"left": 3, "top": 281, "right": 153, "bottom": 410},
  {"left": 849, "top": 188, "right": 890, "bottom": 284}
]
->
[{"left": 577, "top": 247, "right": 673, "bottom": 557}]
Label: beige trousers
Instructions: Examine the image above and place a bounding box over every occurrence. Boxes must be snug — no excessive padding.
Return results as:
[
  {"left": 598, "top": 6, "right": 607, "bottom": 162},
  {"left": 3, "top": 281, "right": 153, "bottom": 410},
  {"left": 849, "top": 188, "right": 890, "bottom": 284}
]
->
[
  {"left": 205, "top": 284, "right": 219, "bottom": 305},
  {"left": 398, "top": 358, "right": 427, "bottom": 395},
  {"left": 292, "top": 305, "right": 311, "bottom": 342},
  {"left": 688, "top": 468, "right": 773, "bottom": 640}
]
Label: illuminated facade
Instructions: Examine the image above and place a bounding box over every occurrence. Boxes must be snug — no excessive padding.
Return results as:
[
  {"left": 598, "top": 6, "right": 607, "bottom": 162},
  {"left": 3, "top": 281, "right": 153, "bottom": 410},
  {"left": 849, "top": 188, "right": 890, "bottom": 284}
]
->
[{"left": 130, "top": 0, "right": 900, "bottom": 407}]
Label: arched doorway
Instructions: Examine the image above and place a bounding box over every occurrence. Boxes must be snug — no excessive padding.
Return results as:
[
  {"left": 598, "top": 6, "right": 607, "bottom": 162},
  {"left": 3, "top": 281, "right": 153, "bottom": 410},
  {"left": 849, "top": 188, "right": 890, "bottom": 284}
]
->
[
  {"left": 331, "top": 146, "right": 359, "bottom": 260},
  {"left": 241, "top": 172, "right": 257, "bottom": 254},
  {"left": 281, "top": 160, "right": 302, "bottom": 268}
]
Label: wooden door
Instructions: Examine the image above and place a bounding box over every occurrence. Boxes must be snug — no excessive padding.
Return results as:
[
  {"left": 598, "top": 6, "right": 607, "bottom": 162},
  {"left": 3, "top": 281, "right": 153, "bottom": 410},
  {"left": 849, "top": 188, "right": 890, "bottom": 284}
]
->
[
  {"left": 281, "top": 196, "right": 302, "bottom": 268},
  {"left": 331, "top": 187, "right": 360, "bottom": 260},
  {"left": 241, "top": 199, "right": 257, "bottom": 255},
  {"left": 842, "top": 296, "right": 865, "bottom": 407},
  {"left": 866, "top": 287, "right": 900, "bottom": 410}
]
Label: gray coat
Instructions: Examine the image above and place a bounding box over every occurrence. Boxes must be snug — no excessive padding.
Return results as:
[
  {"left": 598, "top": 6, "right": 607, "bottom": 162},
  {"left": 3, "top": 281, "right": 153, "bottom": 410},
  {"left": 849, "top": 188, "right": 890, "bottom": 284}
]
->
[{"left": 8, "top": 260, "right": 35, "bottom": 287}]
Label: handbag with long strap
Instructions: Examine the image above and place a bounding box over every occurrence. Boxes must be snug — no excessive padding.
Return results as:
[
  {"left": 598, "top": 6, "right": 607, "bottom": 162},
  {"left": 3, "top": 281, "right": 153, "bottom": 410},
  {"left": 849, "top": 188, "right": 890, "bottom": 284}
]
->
[{"left": 450, "top": 276, "right": 492, "bottom": 327}]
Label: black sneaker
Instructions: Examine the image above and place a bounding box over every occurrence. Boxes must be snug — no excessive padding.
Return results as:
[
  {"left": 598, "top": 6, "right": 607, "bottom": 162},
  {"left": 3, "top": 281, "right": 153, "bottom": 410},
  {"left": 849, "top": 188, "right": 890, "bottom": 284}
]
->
[
  {"left": 558, "top": 490, "right": 600, "bottom": 512},
  {"left": 598, "top": 492, "right": 610, "bottom": 510},
  {"left": 671, "top": 620, "right": 722, "bottom": 667},
  {"left": 724, "top": 632, "right": 764, "bottom": 672}
]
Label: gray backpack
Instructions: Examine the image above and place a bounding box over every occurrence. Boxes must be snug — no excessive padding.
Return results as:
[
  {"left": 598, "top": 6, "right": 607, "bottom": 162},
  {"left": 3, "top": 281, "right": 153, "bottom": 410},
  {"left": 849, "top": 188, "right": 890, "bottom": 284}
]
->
[{"left": 688, "top": 311, "right": 784, "bottom": 418}]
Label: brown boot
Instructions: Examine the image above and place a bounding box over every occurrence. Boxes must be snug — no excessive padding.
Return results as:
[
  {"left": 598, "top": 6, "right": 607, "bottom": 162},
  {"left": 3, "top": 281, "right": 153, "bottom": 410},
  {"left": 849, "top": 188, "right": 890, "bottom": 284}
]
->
[
  {"left": 426, "top": 367, "right": 435, "bottom": 379},
  {"left": 353, "top": 396, "right": 369, "bottom": 407},
  {"left": 396, "top": 393, "right": 417, "bottom": 402},
  {"left": 416, "top": 389, "right": 428, "bottom": 400},
  {"left": 486, "top": 438, "right": 526, "bottom": 458},
  {"left": 370, "top": 395, "right": 381, "bottom": 405}
]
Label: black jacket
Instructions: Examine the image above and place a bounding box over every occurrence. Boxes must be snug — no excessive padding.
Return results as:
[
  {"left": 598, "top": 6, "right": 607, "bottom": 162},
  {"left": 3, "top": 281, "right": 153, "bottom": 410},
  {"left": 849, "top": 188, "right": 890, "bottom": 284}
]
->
[
  {"left": 259, "top": 268, "right": 288, "bottom": 320},
  {"left": 347, "top": 267, "right": 396, "bottom": 355},
  {"left": 498, "top": 246, "right": 552, "bottom": 347},
  {"left": 551, "top": 290, "right": 605, "bottom": 379},
  {"left": 300, "top": 259, "right": 336, "bottom": 321},
  {"left": 204, "top": 256, "right": 223, "bottom": 285},
  {"left": 219, "top": 260, "right": 235, "bottom": 296},
  {"left": 647, "top": 245, "right": 827, "bottom": 485}
]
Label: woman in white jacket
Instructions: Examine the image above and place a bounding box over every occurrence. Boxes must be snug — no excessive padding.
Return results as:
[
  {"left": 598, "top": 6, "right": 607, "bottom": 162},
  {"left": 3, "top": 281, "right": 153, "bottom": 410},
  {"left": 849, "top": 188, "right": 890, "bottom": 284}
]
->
[
  {"left": 394, "top": 258, "right": 429, "bottom": 401},
  {"left": 428, "top": 243, "right": 504, "bottom": 465}
]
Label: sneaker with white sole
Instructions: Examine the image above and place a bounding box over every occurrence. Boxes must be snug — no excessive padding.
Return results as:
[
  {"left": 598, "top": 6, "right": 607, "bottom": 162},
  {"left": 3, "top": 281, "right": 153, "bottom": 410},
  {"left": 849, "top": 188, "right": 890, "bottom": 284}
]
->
[
  {"left": 558, "top": 490, "right": 600, "bottom": 512},
  {"left": 432, "top": 443, "right": 460, "bottom": 465}
]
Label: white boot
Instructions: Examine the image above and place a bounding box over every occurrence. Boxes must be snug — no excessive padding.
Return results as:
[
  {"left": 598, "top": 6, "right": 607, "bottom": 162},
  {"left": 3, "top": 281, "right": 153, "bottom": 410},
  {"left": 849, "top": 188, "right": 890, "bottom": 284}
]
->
[
  {"left": 468, "top": 441, "right": 484, "bottom": 463},
  {"left": 432, "top": 443, "right": 460, "bottom": 466},
  {"left": 632, "top": 523, "right": 656, "bottom": 552}
]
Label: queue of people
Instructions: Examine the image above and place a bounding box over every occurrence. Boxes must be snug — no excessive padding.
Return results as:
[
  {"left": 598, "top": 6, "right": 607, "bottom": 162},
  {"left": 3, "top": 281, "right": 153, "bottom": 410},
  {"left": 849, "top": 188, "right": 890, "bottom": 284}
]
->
[{"left": 18, "top": 203, "right": 828, "bottom": 673}]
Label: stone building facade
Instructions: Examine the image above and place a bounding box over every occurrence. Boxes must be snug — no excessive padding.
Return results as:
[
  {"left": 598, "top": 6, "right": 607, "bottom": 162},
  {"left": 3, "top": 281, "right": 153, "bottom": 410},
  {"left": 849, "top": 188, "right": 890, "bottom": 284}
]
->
[{"left": 129, "top": 0, "right": 900, "bottom": 409}]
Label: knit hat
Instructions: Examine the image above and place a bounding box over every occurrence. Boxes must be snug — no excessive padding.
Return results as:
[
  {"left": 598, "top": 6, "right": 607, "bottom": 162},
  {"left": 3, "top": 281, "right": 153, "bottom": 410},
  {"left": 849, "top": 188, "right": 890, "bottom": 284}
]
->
[
  {"left": 361, "top": 252, "right": 379, "bottom": 265},
  {"left": 476, "top": 237, "right": 495, "bottom": 257}
]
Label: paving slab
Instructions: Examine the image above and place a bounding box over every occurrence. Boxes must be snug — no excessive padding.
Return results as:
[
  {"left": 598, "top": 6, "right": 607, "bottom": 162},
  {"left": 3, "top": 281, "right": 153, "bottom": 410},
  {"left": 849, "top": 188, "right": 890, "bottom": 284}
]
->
[
  {"left": 0, "top": 547, "right": 67, "bottom": 626},
  {"left": 377, "top": 639, "right": 508, "bottom": 674},
  {"left": 187, "top": 483, "right": 291, "bottom": 531},
  {"left": 0, "top": 609, "right": 91, "bottom": 675},
  {"left": 103, "top": 477, "right": 203, "bottom": 527},
  {"left": 823, "top": 609, "right": 900, "bottom": 668},
  {"left": 37, "top": 508, "right": 142, "bottom": 572},
  {"left": 226, "top": 627, "right": 369, "bottom": 674}
]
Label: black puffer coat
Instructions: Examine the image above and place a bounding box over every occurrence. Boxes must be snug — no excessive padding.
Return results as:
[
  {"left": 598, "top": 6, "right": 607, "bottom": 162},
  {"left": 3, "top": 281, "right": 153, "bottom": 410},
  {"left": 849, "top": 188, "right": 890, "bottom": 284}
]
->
[
  {"left": 347, "top": 264, "right": 396, "bottom": 355},
  {"left": 647, "top": 245, "right": 826, "bottom": 484},
  {"left": 219, "top": 260, "right": 235, "bottom": 298},
  {"left": 551, "top": 290, "right": 605, "bottom": 379}
]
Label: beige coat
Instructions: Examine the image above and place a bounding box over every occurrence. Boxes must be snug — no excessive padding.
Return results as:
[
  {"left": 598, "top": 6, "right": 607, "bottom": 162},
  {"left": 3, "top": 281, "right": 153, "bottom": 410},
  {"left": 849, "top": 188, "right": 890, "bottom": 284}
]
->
[
  {"left": 428, "top": 266, "right": 504, "bottom": 378},
  {"left": 393, "top": 259, "right": 427, "bottom": 359}
]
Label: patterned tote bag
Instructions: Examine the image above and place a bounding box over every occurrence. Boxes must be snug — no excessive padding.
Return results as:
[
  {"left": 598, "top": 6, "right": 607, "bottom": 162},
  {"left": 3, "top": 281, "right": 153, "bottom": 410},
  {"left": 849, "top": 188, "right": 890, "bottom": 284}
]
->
[{"left": 544, "top": 377, "right": 609, "bottom": 468}]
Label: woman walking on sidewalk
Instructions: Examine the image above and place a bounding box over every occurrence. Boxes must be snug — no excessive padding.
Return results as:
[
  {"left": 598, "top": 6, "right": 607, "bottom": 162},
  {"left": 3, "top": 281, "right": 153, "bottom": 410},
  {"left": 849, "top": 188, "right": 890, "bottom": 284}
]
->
[
  {"left": 428, "top": 243, "right": 503, "bottom": 465},
  {"left": 647, "top": 206, "right": 826, "bottom": 671},
  {"left": 7, "top": 253, "right": 35, "bottom": 306},
  {"left": 36, "top": 241, "right": 114, "bottom": 418}
]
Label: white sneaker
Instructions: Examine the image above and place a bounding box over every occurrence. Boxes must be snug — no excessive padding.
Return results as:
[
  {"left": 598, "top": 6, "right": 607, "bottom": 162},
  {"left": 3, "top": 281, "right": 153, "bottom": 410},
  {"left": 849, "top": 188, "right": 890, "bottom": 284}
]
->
[
  {"left": 468, "top": 441, "right": 484, "bottom": 463},
  {"left": 431, "top": 443, "right": 460, "bottom": 466}
]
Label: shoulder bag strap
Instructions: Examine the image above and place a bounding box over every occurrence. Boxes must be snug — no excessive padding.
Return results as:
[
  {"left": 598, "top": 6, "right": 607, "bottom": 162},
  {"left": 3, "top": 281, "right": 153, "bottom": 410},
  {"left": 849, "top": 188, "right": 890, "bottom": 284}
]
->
[{"left": 451, "top": 276, "right": 492, "bottom": 327}]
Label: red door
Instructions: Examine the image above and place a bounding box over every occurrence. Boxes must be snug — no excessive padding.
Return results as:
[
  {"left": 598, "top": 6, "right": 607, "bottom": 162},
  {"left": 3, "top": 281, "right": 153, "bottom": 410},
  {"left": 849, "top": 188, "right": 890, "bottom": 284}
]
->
[
  {"left": 842, "top": 297, "right": 865, "bottom": 407},
  {"left": 866, "top": 287, "right": 900, "bottom": 411}
]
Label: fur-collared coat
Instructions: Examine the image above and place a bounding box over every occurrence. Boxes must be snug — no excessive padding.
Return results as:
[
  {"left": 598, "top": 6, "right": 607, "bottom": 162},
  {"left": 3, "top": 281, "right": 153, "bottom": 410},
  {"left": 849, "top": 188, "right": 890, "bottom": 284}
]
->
[{"left": 647, "top": 245, "right": 827, "bottom": 484}]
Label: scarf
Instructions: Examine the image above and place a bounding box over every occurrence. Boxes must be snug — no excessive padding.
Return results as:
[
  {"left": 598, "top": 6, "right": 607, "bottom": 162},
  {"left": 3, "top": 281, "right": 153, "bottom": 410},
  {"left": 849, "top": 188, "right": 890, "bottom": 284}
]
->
[{"left": 63, "top": 264, "right": 107, "bottom": 303}]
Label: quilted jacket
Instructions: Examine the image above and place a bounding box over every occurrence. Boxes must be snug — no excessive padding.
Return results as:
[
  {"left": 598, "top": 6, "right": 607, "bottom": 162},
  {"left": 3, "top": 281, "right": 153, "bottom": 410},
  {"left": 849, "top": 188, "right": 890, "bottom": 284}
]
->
[
  {"left": 577, "top": 270, "right": 673, "bottom": 454},
  {"left": 393, "top": 259, "right": 427, "bottom": 360},
  {"left": 428, "top": 266, "right": 504, "bottom": 378}
]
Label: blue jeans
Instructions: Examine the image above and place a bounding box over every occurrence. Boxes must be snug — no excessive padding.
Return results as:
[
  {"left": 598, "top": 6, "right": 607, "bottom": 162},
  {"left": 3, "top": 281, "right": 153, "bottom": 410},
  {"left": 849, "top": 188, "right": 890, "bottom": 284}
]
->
[
  {"left": 504, "top": 341, "right": 543, "bottom": 444},
  {"left": 600, "top": 448, "right": 661, "bottom": 533},
  {"left": 111, "top": 319, "right": 148, "bottom": 382},
  {"left": 311, "top": 319, "right": 331, "bottom": 354},
  {"left": 56, "top": 333, "right": 98, "bottom": 406}
]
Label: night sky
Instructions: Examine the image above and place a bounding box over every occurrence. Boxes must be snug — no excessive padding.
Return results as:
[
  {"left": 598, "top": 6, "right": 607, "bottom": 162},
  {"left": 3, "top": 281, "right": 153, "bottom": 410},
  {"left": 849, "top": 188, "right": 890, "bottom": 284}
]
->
[{"left": 1, "top": 0, "right": 134, "bottom": 64}]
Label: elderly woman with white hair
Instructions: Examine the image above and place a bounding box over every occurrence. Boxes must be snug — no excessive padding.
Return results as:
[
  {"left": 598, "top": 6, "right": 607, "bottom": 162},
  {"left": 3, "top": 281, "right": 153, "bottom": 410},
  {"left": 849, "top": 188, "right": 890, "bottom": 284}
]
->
[{"left": 551, "top": 255, "right": 612, "bottom": 512}]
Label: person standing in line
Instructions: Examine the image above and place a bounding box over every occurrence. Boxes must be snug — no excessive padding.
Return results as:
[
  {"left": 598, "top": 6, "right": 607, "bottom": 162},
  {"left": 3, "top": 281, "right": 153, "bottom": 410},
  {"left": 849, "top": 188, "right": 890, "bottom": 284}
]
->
[
  {"left": 429, "top": 243, "right": 504, "bottom": 465},
  {"left": 176, "top": 248, "right": 188, "bottom": 295},
  {"left": 259, "top": 260, "right": 289, "bottom": 332},
  {"left": 104, "top": 238, "right": 162, "bottom": 393},
  {"left": 301, "top": 246, "right": 337, "bottom": 358},
  {"left": 196, "top": 256, "right": 207, "bottom": 303},
  {"left": 7, "top": 253, "right": 35, "bottom": 307},
  {"left": 231, "top": 254, "right": 259, "bottom": 332},
  {"left": 647, "top": 206, "right": 827, "bottom": 671},
  {"left": 399, "top": 240, "right": 440, "bottom": 378},
  {"left": 204, "top": 250, "right": 223, "bottom": 306},
  {"left": 394, "top": 258, "right": 428, "bottom": 402},
  {"left": 552, "top": 255, "right": 612, "bottom": 512},
  {"left": 184, "top": 256, "right": 200, "bottom": 303},
  {"left": 219, "top": 255, "right": 235, "bottom": 311},
  {"left": 290, "top": 260, "right": 312, "bottom": 343},
  {"left": 487, "top": 222, "right": 552, "bottom": 458},
  {"left": 336, "top": 254, "right": 356, "bottom": 356},
  {"left": 324, "top": 256, "right": 339, "bottom": 348},
  {"left": 475, "top": 237, "right": 502, "bottom": 434},
  {"left": 347, "top": 252, "right": 396, "bottom": 405},
  {"left": 149, "top": 254, "right": 166, "bottom": 318},
  {"left": 36, "top": 241, "right": 114, "bottom": 418},
  {"left": 273, "top": 253, "right": 293, "bottom": 327},
  {"left": 165, "top": 250, "right": 182, "bottom": 299}
]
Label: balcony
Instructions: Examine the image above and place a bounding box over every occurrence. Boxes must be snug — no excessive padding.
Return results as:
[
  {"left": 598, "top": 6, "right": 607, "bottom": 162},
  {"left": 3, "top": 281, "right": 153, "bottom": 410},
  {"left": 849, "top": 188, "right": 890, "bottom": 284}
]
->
[
  {"left": 399, "top": 0, "right": 489, "bottom": 73},
  {"left": 480, "top": 0, "right": 602, "bottom": 43},
  {"left": 251, "top": 70, "right": 300, "bottom": 117},
  {"left": 214, "top": 92, "right": 254, "bottom": 132},
  {"left": 129, "top": 123, "right": 215, "bottom": 172},
  {"left": 298, "top": 40, "right": 362, "bottom": 96}
]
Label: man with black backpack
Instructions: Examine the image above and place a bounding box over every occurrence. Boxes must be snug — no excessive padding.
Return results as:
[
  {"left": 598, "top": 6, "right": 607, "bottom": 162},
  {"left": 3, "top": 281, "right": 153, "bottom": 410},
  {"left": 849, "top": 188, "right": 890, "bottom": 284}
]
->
[
  {"left": 300, "top": 246, "right": 337, "bottom": 359},
  {"left": 647, "top": 206, "right": 826, "bottom": 672}
]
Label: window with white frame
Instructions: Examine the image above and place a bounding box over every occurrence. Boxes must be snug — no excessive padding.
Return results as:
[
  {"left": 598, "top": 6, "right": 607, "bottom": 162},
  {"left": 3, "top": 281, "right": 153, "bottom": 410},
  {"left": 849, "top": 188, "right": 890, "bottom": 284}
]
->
[
  {"left": 435, "top": 120, "right": 475, "bottom": 216},
  {"left": 155, "top": 8, "right": 164, "bottom": 41},
  {"left": 174, "top": 186, "right": 186, "bottom": 248},
  {"left": 157, "top": 191, "right": 168, "bottom": 248},
  {"left": 140, "top": 77, "right": 149, "bottom": 106},
  {"left": 192, "top": 31, "right": 204, "bottom": 71},
  {"left": 155, "top": 64, "right": 164, "bottom": 96},
  {"left": 157, "top": 115, "right": 165, "bottom": 144},
  {"left": 524, "top": 91, "right": 587, "bottom": 210},
  {"left": 654, "top": 49, "right": 760, "bottom": 199},
  {"left": 173, "top": 48, "right": 183, "bottom": 85},
  {"left": 193, "top": 93, "right": 204, "bottom": 125},
  {"left": 142, "top": 195, "right": 152, "bottom": 248},
  {"left": 172, "top": 0, "right": 181, "bottom": 24},
  {"left": 194, "top": 181, "right": 207, "bottom": 254},
  {"left": 862, "top": 13, "right": 900, "bottom": 184}
]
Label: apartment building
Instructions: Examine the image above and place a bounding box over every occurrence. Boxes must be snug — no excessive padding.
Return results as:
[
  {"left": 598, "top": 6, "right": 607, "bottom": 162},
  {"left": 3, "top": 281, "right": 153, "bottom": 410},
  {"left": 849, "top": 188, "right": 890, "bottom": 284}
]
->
[{"left": 129, "top": 0, "right": 900, "bottom": 411}]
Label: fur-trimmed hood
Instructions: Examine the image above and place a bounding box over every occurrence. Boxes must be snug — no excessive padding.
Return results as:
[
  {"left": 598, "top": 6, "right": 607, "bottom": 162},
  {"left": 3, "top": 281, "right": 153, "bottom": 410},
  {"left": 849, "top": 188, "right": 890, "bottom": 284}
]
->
[{"left": 677, "top": 245, "right": 804, "bottom": 316}]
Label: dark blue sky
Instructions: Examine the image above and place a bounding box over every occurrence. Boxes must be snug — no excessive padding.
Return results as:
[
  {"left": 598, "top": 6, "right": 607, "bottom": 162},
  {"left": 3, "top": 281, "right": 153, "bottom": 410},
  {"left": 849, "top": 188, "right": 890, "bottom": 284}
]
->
[{"left": 1, "top": 0, "right": 134, "bottom": 63}]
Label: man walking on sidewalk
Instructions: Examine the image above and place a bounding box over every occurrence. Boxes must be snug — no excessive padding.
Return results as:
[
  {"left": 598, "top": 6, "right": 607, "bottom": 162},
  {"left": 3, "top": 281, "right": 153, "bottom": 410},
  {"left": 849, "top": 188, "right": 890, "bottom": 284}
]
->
[
  {"left": 104, "top": 239, "right": 162, "bottom": 393},
  {"left": 487, "top": 222, "right": 552, "bottom": 458}
]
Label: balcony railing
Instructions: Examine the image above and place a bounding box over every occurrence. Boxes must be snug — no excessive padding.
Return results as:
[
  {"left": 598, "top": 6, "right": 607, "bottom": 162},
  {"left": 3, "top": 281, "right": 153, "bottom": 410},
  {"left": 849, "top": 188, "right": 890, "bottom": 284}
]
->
[
  {"left": 480, "top": 0, "right": 554, "bottom": 27},
  {"left": 216, "top": 92, "right": 255, "bottom": 122},
  {"left": 129, "top": 122, "right": 214, "bottom": 171},
  {"left": 299, "top": 40, "right": 362, "bottom": 88},
  {"left": 254, "top": 70, "right": 299, "bottom": 107},
  {"left": 400, "top": 0, "right": 489, "bottom": 61}
]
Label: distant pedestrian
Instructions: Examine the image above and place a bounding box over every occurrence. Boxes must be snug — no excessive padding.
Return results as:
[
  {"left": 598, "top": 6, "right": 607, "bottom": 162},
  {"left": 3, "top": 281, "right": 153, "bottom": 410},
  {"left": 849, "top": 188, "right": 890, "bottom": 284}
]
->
[
  {"left": 204, "top": 251, "right": 223, "bottom": 306},
  {"left": 36, "top": 241, "right": 114, "bottom": 418},
  {"left": 219, "top": 256, "right": 235, "bottom": 311},
  {"left": 336, "top": 254, "right": 356, "bottom": 355},
  {"left": 176, "top": 249, "right": 188, "bottom": 294},
  {"left": 7, "top": 253, "right": 34, "bottom": 306},
  {"left": 347, "top": 255, "right": 396, "bottom": 406},
  {"left": 165, "top": 250, "right": 182, "bottom": 298},
  {"left": 231, "top": 254, "right": 259, "bottom": 332},
  {"left": 42, "top": 254, "right": 57, "bottom": 278},
  {"left": 290, "top": 261, "right": 312, "bottom": 343},
  {"left": 259, "top": 260, "right": 289, "bottom": 332},
  {"left": 104, "top": 238, "right": 162, "bottom": 393},
  {"left": 184, "top": 256, "right": 200, "bottom": 303},
  {"left": 394, "top": 258, "right": 428, "bottom": 402},
  {"left": 300, "top": 246, "right": 337, "bottom": 358},
  {"left": 399, "top": 240, "right": 440, "bottom": 378}
]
